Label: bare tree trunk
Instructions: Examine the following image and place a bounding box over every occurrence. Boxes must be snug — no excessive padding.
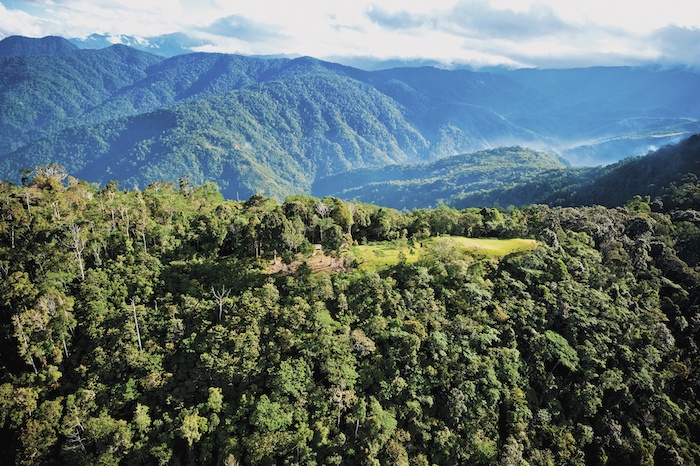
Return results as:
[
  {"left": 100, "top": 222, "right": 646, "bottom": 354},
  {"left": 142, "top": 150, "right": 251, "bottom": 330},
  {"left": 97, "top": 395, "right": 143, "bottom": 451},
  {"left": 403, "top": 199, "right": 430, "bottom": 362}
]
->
[
  {"left": 67, "top": 424, "right": 87, "bottom": 453},
  {"left": 211, "top": 285, "right": 231, "bottom": 321},
  {"left": 131, "top": 299, "right": 143, "bottom": 351},
  {"left": 91, "top": 243, "right": 102, "bottom": 267},
  {"left": 69, "top": 223, "right": 85, "bottom": 280},
  {"left": 64, "top": 308, "right": 74, "bottom": 335},
  {"left": 332, "top": 380, "right": 348, "bottom": 428},
  {"left": 120, "top": 205, "right": 130, "bottom": 237}
]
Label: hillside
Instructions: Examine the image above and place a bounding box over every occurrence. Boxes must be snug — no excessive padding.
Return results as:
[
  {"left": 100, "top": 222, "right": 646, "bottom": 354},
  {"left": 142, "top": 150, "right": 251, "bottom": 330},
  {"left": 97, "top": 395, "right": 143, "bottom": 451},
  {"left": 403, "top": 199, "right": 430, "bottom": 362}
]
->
[
  {"left": 0, "top": 71, "right": 428, "bottom": 200},
  {"left": 313, "top": 146, "right": 569, "bottom": 209},
  {"left": 314, "top": 136, "right": 700, "bottom": 210},
  {"left": 0, "top": 45, "right": 164, "bottom": 155},
  {"left": 551, "top": 133, "right": 700, "bottom": 207},
  {"left": 458, "top": 134, "right": 700, "bottom": 209},
  {"left": 358, "top": 65, "right": 700, "bottom": 165},
  {"left": 1, "top": 36, "right": 700, "bottom": 200},
  {"left": 0, "top": 172, "right": 698, "bottom": 465}
]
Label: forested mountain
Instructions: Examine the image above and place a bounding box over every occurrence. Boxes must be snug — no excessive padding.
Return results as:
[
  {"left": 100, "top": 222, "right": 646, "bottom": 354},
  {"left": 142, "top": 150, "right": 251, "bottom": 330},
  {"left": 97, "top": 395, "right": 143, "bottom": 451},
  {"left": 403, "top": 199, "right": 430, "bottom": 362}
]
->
[
  {"left": 2, "top": 31, "right": 700, "bottom": 466},
  {"left": 550, "top": 133, "right": 700, "bottom": 207},
  {"left": 0, "top": 35, "right": 78, "bottom": 56},
  {"left": 0, "top": 166, "right": 699, "bottom": 464},
  {"left": 0, "top": 45, "right": 164, "bottom": 155},
  {"left": 313, "top": 146, "right": 569, "bottom": 209},
  {"left": 315, "top": 135, "right": 700, "bottom": 211},
  {"left": 0, "top": 68, "right": 428, "bottom": 200},
  {"left": 467, "top": 134, "right": 700, "bottom": 210},
  {"left": 1, "top": 36, "right": 700, "bottom": 201}
]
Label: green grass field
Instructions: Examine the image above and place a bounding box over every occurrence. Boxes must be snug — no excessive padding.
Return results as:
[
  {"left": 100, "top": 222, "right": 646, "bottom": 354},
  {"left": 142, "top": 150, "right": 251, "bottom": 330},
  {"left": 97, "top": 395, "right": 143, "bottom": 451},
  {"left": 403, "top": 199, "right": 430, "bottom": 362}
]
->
[{"left": 348, "top": 236, "right": 538, "bottom": 271}]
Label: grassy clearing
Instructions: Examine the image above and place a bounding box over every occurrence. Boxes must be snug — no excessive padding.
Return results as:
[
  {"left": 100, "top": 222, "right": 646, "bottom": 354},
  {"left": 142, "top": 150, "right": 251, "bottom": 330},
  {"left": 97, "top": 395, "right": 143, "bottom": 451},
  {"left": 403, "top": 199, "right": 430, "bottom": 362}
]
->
[
  {"left": 268, "top": 236, "right": 538, "bottom": 275},
  {"left": 432, "top": 236, "right": 539, "bottom": 257},
  {"left": 349, "top": 236, "right": 538, "bottom": 271}
]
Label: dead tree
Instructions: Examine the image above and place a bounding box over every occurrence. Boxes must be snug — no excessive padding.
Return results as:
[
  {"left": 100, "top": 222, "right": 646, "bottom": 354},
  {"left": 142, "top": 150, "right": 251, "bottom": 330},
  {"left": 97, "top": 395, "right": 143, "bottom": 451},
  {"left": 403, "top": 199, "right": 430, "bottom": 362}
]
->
[{"left": 211, "top": 285, "right": 231, "bottom": 321}]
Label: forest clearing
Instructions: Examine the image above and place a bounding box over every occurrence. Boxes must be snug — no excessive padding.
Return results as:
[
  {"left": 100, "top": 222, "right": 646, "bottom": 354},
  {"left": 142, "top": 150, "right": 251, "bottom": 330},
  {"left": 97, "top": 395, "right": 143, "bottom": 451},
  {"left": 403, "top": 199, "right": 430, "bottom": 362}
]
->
[{"left": 269, "top": 237, "right": 539, "bottom": 274}]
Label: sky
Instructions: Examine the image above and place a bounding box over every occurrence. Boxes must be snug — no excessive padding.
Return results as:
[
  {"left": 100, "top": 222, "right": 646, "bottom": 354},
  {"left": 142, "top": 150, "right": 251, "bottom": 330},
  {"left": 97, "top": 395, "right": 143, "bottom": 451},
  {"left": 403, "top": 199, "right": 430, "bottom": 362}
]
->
[{"left": 1, "top": 0, "right": 699, "bottom": 69}]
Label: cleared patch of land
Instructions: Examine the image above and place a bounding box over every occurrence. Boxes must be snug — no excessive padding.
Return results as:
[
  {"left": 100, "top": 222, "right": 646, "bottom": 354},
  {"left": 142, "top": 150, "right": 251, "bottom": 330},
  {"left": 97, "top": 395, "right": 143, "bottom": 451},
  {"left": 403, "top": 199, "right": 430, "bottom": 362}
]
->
[
  {"left": 431, "top": 236, "right": 539, "bottom": 257},
  {"left": 349, "top": 236, "right": 538, "bottom": 271},
  {"left": 269, "top": 236, "right": 538, "bottom": 274}
]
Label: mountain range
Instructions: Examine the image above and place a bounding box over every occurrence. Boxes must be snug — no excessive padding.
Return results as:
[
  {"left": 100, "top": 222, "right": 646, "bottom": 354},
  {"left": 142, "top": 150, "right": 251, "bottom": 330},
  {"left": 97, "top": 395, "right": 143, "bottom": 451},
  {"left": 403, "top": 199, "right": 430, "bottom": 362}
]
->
[{"left": 1, "top": 35, "right": 699, "bottom": 202}]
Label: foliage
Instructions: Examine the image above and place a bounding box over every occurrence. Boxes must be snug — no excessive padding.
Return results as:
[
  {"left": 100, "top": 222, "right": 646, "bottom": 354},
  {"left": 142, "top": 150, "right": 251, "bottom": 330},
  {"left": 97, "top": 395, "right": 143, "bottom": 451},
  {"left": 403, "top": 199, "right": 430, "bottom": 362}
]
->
[{"left": 0, "top": 169, "right": 699, "bottom": 465}]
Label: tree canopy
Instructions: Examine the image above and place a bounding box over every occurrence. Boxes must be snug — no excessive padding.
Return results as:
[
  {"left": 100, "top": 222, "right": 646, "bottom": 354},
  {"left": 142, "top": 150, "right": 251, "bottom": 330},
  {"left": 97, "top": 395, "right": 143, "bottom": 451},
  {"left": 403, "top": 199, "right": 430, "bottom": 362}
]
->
[{"left": 0, "top": 169, "right": 699, "bottom": 465}]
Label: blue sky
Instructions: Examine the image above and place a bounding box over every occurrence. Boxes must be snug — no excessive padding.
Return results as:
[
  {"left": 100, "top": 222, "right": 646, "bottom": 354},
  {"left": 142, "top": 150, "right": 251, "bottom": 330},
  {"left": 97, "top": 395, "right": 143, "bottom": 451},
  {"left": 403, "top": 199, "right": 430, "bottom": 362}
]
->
[{"left": 1, "top": 0, "right": 699, "bottom": 68}]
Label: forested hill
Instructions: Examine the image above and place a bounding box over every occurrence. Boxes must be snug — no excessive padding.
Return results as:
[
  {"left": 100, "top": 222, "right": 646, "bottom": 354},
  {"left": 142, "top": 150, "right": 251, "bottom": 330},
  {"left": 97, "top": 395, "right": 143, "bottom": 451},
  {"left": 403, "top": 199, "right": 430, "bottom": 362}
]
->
[
  {"left": 0, "top": 168, "right": 699, "bottom": 464},
  {"left": 313, "top": 146, "right": 570, "bottom": 209},
  {"left": 2, "top": 35, "right": 700, "bottom": 200},
  {"left": 313, "top": 136, "right": 700, "bottom": 210},
  {"left": 549, "top": 133, "right": 700, "bottom": 208},
  {"left": 0, "top": 35, "right": 78, "bottom": 56}
]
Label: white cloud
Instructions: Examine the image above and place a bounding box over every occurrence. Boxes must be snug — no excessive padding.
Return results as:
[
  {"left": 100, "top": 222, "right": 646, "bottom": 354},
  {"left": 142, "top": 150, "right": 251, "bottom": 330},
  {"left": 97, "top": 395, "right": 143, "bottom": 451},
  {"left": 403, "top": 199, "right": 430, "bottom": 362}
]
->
[
  {"left": 493, "top": 0, "right": 700, "bottom": 32},
  {"left": 0, "top": 2, "right": 55, "bottom": 37},
  {"left": 1, "top": 0, "right": 184, "bottom": 37},
  {"left": 1, "top": 0, "right": 700, "bottom": 68},
  {"left": 650, "top": 25, "right": 700, "bottom": 66},
  {"left": 198, "top": 15, "right": 286, "bottom": 42}
]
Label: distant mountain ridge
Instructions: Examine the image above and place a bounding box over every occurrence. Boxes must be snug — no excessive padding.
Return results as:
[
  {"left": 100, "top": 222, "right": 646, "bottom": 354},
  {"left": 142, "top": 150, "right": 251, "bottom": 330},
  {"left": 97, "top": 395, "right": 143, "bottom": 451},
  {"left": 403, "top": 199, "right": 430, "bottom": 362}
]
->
[
  {"left": 69, "top": 33, "right": 207, "bottom": 57},
  {"left": 1, "top": 35, "right": 700, "bottom": 201},
  {"left": 0, "top": 35, "right": 78, "bottom": 56},
  {"left": 314, "top": 136, "right": 700, "bottom": 210}
]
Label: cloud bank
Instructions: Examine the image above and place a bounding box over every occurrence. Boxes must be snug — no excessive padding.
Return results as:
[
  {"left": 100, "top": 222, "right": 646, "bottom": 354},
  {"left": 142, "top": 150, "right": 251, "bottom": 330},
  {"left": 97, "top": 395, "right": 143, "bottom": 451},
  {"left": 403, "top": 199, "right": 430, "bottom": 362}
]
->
[{"left": 1, "top": 0, "right": 699, "bottom": 69}]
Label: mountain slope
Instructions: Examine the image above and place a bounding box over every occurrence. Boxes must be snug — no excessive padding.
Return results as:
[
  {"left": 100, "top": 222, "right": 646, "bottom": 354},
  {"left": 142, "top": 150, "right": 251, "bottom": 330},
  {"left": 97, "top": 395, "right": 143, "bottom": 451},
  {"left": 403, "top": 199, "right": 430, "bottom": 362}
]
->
[
  {"left": 508, "top": 67, "right": 700, "bottom": 164},
  {"left": 2, "top": 36, "right": 700, "bottom": 200},
  {"left": 360, "top": 65, "right": 700, "bottom": 164},
  {"left": 552, "top": 133, "right": 700, "bottom": 207},
  {"left": 313, "top": 135, "right": 700, "bottom": 210},
  {"left": 0, "top": 71, "right": 428, "bottom": 199},
  {"left": 356, "top": 67, "right": 554, "bottom": 157},
  {"left": 471, "top": 134, "right": 700, "bottom": 209},
  {"left": 313, "top": 146, "right": 568, "bottom": 209},
  {"left": 78, "top": 52, "right": 288, "bottom": 125},
  {"left": 0, "top": 45, "right": 164, "bottom": 154}
]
